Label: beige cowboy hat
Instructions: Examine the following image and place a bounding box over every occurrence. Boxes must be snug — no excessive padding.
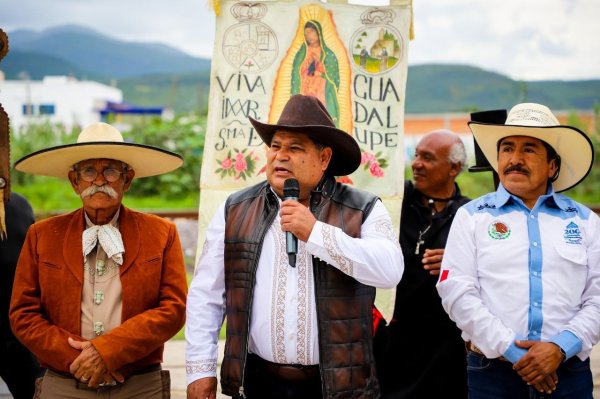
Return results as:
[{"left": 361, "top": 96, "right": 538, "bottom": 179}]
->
[
  {"left": 468, "top": 103, "right": 594, "bottom": 192},
  {"left": 15, "top": 122, "right": 183, "bottom": 178},
  {"left": 249, "top": 94, "right": 361, "bottom": 176}
]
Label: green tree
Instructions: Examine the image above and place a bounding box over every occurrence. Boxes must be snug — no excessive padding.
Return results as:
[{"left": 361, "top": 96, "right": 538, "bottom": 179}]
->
[
  {"left": 562, "top": 107, "right": 600, "bottom": 205},
  {"left": 11, "top": 121, "right": 78, "bottom": 185},
  {"left": 10, "top": 115, "right": 206, "bottom": 211},
  {"left": 124, "top": 114, "right": 205, "bottom": 199}
]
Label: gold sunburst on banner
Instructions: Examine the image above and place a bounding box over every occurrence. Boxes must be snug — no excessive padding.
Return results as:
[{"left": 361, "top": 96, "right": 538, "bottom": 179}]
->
[
  {"left": 208, "top": 0, "right": 221, "bottom": 16},
  {"left": 270, "top": 4, "right": 352, "bottom": 134}
]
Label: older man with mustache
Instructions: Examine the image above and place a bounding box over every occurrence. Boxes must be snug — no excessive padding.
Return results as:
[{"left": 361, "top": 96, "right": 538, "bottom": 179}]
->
[
  {"left": 9, "top": 123, "right": 188, "bottom": 398},
  {"left": 437, "top": 103, "right": 600, "bottom": 399}
]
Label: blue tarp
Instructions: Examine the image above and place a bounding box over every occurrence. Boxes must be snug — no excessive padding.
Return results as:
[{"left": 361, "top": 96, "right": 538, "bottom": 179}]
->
[{"left": 99, "top": 101, "right": 163, "bottom": 116}]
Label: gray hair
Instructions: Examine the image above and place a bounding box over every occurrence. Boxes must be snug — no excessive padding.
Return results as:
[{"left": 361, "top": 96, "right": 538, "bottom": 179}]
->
[
  {"left": 448, "top": 141, "right": 467, "bottom": 173},
  {"left": 79, "top": 184, "right": 119, "bottom": 199}
]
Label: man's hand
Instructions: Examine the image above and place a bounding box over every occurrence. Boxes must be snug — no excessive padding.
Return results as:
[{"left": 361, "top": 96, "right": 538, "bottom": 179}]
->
[
  {"left": 532, "top": 372, "right": 559, "bottom": 394},
  {"left": 513, "top": 340, "right": 563, "bottom": 387},
  {"left": 68, "top": 337, "right": 123, "bottom": 388},
  {"left": 422, "top": 248, "right": 444, "bottom": 275},
  {"left": 187, "top": 377, "right": 217, "bottom": 399},
  {"left": 280, "top": 199, "right": 316, "bottom": 242}
]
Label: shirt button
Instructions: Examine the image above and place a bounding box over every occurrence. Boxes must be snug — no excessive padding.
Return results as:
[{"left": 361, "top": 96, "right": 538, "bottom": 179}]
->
[
  {"left": 94, "top": 290, "right": 104, "bottom": 305},
  {"left": 94, "top": 321, "right": 105, "bottom": 336},
  {"left": 532, "top": 331, "right": 538, "bottom": 336},
  {"left": 96, "top": 260, "right": 106, "bottom": 276},
  {"left": 530, "top": 214, "right": 535, "bottom": 219},
  {"left": 533, "top": 242, "right": 538, "bottom": 247}
]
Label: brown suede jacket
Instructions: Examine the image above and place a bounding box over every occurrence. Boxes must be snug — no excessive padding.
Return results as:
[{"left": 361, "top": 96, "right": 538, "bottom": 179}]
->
[{"left": 9, "top": 206, "right": 187, "bottom": 377}]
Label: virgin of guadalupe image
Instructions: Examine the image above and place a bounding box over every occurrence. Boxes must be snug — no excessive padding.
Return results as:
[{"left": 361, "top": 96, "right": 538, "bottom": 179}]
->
[
  {"left": 291, "top": 21, "right": 340, "bottom": 125},
  {"left": 270, "top": 4, "right": 352, "bottom": 134}
]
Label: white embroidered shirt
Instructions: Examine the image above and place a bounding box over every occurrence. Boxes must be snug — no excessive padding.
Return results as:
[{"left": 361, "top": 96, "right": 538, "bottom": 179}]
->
[{"left": 185, "top": 197, "right": 403, "bottom": 384}]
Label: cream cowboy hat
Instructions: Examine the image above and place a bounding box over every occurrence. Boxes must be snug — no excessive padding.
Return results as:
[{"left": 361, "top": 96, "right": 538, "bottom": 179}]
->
[
  {"left": 15, "top": 122, "right": 183, "bottom": 178},
  {"left": 468, "top": 103, "right": 594, "bottom": 192}
]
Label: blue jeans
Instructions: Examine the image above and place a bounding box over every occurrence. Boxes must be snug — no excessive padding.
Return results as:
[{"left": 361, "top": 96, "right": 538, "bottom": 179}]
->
[{"left": 466, "top": 350, "right": 593, "bottom": 399}]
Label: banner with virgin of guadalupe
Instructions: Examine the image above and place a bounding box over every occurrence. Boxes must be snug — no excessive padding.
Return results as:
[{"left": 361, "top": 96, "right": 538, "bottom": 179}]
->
[{"left": 199, "top": 0, "right": 413, "bottom": 259}]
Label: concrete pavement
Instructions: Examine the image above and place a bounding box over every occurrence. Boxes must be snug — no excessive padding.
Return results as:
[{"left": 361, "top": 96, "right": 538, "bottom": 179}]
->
[
  {"left": 3, "top": 339, "right": 600, "bottom": 398},
  {"left": 165, "top": 339, "right": 226, "bottom": 399}
]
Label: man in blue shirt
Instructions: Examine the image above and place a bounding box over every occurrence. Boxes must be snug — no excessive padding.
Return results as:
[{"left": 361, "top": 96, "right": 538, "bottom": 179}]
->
[{"left": 437, "top": 103, "right": 599, "bottom": 399}]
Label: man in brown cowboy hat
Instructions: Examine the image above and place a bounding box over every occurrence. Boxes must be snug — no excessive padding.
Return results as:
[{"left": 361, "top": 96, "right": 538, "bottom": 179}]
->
[
  {"left": 437, "top": 103, "right": 600, "bottom": 398},
  {"left": 9, "top": 122, "right": 188, "bottom": 398},
  {"left": 186, "top": 94, "right": 404, "bottom": 399}
]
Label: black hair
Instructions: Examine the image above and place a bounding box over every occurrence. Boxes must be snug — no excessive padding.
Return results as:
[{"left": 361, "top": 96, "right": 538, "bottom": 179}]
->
[
  {"left": 310, "top": 138, "right": 325, "bottom": 151},
  {"left": 541, "top": 141, "right": 561, "bottom": 182},
  {"left": 305, "top": 21, "right": 319, "bottom": 33}
]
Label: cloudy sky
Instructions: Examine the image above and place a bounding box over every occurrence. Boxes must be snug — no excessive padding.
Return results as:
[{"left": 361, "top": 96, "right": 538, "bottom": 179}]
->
[{"left": 2, "top": 0, "right": 599, "bottom": 81}]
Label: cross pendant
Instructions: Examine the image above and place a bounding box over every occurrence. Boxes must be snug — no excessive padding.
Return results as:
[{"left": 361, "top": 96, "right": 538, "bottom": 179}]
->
[{"left": 415, "top": 239, "right": 425, "bottom": 255}]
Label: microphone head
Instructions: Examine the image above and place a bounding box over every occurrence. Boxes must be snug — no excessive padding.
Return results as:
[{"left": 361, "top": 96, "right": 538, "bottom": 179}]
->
[{"left": 283, "top": 178, "right": 300, "bottom": 199}]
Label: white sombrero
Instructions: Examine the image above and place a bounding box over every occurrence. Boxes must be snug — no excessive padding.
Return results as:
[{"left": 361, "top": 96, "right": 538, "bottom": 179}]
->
[
  {"left": 15, "top": 122, "right": 183, "bottom": 179},
  {"left": 468, "top": 103, "right": 594, "bottom": 192}
]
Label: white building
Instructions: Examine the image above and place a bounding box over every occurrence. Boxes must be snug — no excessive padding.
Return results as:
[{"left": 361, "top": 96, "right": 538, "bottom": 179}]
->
[{"left": 0, "top": 74, "right": 122, "bottom": 131}]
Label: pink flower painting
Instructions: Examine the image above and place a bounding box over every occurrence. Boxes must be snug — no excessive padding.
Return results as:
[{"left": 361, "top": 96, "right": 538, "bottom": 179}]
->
[
  {"left": 215, "top": 148, "right": 259, "bottom": 180},
  {"left": 361, "top": 151, "right": 388, "bottom": 178}
]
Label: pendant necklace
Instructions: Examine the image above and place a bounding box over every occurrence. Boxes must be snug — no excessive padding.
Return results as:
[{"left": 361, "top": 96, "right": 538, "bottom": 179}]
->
[
  {"left": 414, "top": 188, "right": 456, "bottom": 255},
  {"left": 415, "top": 223, "right": 431, "bottom": 255}
]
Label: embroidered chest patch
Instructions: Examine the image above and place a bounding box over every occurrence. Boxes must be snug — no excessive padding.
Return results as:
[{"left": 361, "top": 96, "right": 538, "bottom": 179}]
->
[
  {"left": 564, "top": 221, "right": 582, "bottom": 244},
  {"left": 488, "top": 221, "right": 511, "bottom": 240}
]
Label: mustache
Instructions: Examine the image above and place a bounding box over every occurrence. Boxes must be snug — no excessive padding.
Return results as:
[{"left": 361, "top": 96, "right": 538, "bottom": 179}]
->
[
  {"left": 80, "top": 184, "right": 118, "bottom": 199},
  {"left": 503, "top": 165, "right": 530, "bottom": 175}
]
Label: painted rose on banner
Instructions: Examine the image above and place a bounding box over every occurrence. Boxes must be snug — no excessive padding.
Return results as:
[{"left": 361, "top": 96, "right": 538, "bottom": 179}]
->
[
  {"left": 215, "top": 148, "right": 260, "bottom": 181},
  {"left": 361, "top": 151, "right": 388, "bottom": 177}
]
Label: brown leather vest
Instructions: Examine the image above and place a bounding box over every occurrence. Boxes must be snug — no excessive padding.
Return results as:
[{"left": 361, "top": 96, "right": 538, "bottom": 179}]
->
[{"left": 220, "top": 177, "right": 381, "bottom": 398}]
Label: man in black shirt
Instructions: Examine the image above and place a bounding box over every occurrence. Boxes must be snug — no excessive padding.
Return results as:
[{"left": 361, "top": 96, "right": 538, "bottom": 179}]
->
[
  {"left": 378, "top": 129, "right": 470, "bottom": 398},
  {"left": 0, "top": 115, "right": 43, "bottom": 397},
  {"left": 0, "top": 192, "right": 43, "bottom": 399}
]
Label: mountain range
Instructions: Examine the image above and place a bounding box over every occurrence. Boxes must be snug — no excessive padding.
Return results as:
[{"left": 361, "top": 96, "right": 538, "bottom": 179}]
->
[
  {"left": 2, "top": 25, "right": 599, "bottom": 114},
  {"left": 5, "top": 25, "right": 210, "bottom": 79}
]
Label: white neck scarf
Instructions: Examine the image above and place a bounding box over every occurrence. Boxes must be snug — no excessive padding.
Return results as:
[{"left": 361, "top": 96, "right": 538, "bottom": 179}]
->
[{"left": 82, "top": 223, "right": 124, "bottom": 265}]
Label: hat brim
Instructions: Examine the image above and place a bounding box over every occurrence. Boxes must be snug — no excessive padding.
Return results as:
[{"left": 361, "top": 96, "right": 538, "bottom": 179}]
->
[
  {"left": 15, "top": 142, "right": 183, "bottom": 179},
  {"left": 468, "top": 122, "right": 594, "bottom": 192},
  {"left": 249, "top": 118, "right": 361, "bottom": 176}
]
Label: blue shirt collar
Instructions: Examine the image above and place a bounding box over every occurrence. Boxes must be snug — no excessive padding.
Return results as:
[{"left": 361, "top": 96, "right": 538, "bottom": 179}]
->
[{"left": 494, "top": 183, "right": 566, "bottom": 211}]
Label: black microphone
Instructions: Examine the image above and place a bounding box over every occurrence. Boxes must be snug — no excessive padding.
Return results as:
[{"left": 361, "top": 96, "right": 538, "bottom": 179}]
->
[{"left": 283, "top": 178, "right": 300, "bottom": 267}]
